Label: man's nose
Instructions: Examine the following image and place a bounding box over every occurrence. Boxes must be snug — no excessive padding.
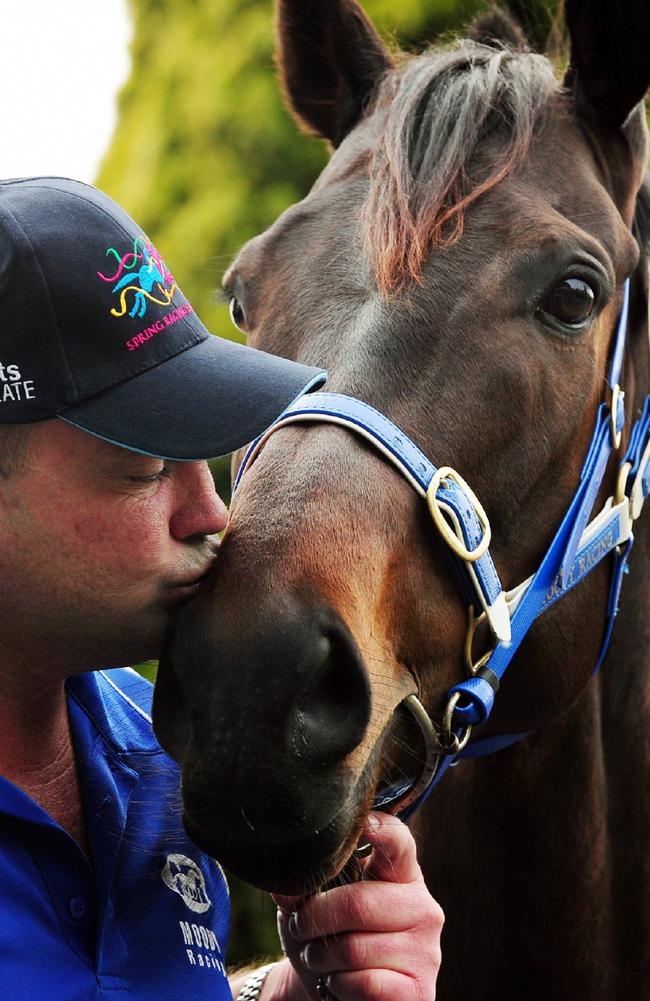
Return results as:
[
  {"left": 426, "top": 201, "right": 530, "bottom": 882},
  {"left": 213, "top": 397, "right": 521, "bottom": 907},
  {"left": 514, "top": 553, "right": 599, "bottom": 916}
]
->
[{"left": 170, "top": 461, "right": 229, "bottom": 540}]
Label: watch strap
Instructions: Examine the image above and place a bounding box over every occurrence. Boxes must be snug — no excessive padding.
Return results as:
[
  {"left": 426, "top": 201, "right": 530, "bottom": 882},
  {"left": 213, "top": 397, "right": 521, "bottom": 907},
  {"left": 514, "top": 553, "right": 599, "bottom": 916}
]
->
[{"left": 235, "top": 962, "right": 276, "bottom": 1001}]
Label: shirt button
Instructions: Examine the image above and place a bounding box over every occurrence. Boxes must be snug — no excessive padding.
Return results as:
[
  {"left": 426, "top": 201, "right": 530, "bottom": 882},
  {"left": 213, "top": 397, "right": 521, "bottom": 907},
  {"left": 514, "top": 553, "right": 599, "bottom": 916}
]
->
[{"left": 69, "top": 896, "right": 88, "bottom": 920}]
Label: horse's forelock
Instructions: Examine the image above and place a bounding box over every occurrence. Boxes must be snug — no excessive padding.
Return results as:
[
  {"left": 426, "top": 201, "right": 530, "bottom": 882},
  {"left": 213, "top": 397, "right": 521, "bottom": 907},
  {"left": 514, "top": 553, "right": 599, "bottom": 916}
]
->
[{"left": 361, "top": 41, "right": 558, "bottom": 297}]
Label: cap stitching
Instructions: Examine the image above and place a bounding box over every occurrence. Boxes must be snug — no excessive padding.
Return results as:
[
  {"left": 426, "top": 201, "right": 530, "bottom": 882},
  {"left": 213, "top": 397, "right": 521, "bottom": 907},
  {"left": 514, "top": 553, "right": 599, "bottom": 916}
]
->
[{"left": 45, "top": 188, "right": 210, "bottom": 386}]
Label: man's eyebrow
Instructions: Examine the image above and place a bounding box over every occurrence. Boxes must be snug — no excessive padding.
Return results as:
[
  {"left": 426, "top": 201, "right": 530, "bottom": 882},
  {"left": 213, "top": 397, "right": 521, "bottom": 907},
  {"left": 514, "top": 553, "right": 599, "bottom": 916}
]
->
[{"left": 101, "top": 448, "right": 162, "bottom": 467}]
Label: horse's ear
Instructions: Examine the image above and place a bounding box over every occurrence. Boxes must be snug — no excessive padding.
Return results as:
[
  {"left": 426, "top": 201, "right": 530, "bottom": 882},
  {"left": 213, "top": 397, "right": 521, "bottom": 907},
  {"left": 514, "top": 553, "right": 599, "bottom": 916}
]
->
[
  {"left": 564, "top": 0, "right": 650, "bottom": 130},
  {"left": 276, "top": 0, "right": 393, "bottom": 147},
  {"left": 466, "top": 8, "right": 528, "bottom": 52}
]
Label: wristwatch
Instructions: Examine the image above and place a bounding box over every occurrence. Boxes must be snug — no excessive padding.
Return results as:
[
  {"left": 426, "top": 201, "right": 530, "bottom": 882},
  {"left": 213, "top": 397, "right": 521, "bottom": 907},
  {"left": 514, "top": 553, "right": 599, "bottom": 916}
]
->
[{"left": 235, "top": 962, "right": 276, "bottom": 1001}]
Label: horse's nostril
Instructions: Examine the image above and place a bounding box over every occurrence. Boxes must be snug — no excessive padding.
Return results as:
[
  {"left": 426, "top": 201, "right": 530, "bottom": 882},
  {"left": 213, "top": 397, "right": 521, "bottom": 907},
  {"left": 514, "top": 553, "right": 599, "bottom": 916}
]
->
[{"left": 287, "top": 625, "right": 371, "bottom": 765}]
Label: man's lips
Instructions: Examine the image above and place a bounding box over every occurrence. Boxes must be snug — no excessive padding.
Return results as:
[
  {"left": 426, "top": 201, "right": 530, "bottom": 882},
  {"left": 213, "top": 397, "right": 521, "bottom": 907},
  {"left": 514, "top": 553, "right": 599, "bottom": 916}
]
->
[
  {"left": 169, "top": 569, "right": 213, "bottom": 590},
  {"left": 163, "top": 573, "right": 211, "bottom": 606},
  {"left": 173, "top": 571, "right": 210, "bottom": 588},
  {"left": 166, "top": 552, "right": 219, "bottom": 596}
]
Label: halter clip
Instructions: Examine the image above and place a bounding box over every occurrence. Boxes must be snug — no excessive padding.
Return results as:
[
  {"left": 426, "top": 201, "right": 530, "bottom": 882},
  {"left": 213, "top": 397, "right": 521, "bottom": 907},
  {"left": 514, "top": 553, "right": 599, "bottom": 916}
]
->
[
  {"left": 610, "top": 384, "right": 625, "bottom": 449},
  {"left": 464, "top": 606, "right": 495, "bottom": 675}
]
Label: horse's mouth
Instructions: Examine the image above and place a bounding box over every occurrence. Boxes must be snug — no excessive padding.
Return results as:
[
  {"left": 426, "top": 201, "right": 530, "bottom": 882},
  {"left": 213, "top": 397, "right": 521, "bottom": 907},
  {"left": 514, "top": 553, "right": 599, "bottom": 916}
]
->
[
  {"left": 182, "top": 803, "right": 366, "bottom": 895},
  {"left": 177, "top": 701, "right": 430, "bottom": 893}
]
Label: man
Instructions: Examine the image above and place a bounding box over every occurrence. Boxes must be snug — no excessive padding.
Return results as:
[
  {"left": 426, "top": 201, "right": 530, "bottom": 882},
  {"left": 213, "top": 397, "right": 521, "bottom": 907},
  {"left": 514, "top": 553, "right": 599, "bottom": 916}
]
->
[{"left": 0, "top": 177, "right": 442, "bottom": 1000}]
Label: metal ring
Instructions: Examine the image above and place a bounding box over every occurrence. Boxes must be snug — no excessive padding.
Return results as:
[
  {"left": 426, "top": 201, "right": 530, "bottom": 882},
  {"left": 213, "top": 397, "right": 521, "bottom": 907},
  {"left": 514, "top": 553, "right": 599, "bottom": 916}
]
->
[
  {"left": 372, "top": 695, "right": 442, "bottom": 817},
  {"left": 426, "top": 466, "right": 491, "bottom": 562},
  {"left": 441, "top": 692, "right": 472, "bottom": 754},
  {"left": 316, "top": 976, "right": 333, "bottom": 1000}
]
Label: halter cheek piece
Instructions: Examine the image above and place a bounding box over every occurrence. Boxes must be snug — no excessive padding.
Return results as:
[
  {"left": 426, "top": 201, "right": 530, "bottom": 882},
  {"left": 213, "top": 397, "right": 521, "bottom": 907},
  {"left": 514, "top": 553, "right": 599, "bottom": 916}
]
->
[{"left": 234, "top": 280, "right": 650, "bottom": 821}]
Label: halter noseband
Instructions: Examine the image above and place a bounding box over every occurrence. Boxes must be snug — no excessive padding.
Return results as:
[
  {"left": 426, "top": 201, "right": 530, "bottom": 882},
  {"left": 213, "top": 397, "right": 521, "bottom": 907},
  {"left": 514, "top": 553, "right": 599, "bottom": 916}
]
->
[{"left": 234, "top": 279, "right": 650, "bottom": 820}]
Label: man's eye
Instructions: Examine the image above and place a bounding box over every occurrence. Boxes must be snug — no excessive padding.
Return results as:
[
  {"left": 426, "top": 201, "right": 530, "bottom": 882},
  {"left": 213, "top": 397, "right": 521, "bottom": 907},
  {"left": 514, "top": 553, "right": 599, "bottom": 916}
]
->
[
  {"left": 229, "top": 296, "right": 246, "bottom": 332},
  {"left": 128, "top": 467, "right": 169, "bottom": 484}
]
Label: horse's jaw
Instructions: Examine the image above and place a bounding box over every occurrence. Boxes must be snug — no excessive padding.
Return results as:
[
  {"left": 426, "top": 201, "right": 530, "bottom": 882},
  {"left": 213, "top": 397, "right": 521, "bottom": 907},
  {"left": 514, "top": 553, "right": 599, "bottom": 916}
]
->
[{"left": 180, "top": 784, "right": 371, "bottom": 895}]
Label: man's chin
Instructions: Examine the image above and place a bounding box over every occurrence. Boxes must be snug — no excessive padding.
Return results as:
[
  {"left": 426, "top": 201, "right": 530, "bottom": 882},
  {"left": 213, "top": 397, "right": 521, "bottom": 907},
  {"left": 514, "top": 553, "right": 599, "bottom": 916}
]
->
[{"left": 87, "top": 621, "right": 166, "bottom": 672}]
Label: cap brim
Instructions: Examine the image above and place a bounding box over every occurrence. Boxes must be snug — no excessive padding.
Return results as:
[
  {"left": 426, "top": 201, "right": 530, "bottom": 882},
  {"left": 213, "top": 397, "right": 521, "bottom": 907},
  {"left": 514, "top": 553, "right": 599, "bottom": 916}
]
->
[{"left": 59, "top": 335, "right": 326, "bottom": 460}]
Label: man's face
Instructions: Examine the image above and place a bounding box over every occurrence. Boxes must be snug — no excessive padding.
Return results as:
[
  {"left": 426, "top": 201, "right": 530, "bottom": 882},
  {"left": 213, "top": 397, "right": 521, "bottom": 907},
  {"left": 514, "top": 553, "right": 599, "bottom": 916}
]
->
[{"left": 0, "top": 420, "right": 228, "bottom": 676}]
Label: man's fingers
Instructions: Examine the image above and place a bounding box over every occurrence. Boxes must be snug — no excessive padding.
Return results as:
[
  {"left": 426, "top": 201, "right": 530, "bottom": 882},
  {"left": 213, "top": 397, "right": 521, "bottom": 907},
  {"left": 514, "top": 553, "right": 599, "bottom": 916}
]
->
[
  {"left": 300, "top": 930, "right": 422, "bottom": 977},
  {"left": 273, "top": 813, "right": 421, "bottom": 920},
  {"left": 272, "top": 891, "right": 304, "bottom": 916},
  {"left": 359, "top": 812, "right": 422, "bottom": 885},
  {"left": 274, "top": 815, "right": 442, "bottom": 1000},
  {"left": 283, "top": 878, "right": 442, "bottom": 939},
  {"left": 326, "top": 968, "right": 429, "bottom": 1001}
]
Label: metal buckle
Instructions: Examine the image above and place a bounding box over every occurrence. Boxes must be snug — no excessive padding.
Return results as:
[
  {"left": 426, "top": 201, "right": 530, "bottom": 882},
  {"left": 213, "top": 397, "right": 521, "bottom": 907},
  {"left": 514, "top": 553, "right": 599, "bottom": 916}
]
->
[
  {"left": 426, "top": 466, "right": 492, "bottom": 562},
  {"left": 610, "top": 384, "right": 625, "bottom": 449}
]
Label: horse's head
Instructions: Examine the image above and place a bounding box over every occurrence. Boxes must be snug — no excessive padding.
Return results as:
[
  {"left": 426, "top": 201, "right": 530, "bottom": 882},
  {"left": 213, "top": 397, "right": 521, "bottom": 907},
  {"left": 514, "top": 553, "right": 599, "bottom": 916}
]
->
[{"left": 154, "top": 0, "right": 650, "bottom": 892}]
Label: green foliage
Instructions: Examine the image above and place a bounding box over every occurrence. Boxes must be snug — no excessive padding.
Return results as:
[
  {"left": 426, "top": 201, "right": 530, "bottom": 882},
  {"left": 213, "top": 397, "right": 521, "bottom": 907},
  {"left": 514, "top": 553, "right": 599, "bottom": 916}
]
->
[
  {"left": 224, "top": 875, "right": 282, "bottom": 968},
  {"left": 98, "top": 0, "right": 327, "bottom": 338},
  {"left": 105, "top": 0, "right": 560, "bottom": 970}
]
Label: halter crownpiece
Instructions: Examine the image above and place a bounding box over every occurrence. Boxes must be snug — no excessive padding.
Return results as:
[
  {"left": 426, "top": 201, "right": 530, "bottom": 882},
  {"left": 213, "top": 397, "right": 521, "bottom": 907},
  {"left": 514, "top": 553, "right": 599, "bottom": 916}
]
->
[{"left": 234, "top": 280, "right": 650, "bottom": 819}]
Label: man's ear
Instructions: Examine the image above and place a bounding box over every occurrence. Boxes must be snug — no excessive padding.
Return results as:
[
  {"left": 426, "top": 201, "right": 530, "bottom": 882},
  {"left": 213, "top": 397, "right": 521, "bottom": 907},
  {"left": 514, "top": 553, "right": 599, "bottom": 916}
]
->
[
  {"left": 276, "top": 0, "right": 393, "bottom": 147},
  {"left": 563, "top": 0, "right": 650, "bottom": 130}
]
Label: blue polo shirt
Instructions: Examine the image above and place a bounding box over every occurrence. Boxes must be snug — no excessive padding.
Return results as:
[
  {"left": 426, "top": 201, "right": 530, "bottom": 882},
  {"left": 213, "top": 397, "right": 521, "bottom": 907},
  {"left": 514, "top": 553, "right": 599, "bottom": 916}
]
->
[{"left": 0, "top": 668, "right": 233, "bottom": 1000}]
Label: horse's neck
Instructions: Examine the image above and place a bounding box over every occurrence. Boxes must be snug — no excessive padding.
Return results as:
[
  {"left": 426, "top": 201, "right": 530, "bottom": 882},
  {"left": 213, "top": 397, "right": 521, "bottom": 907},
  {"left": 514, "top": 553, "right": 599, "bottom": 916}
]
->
[{"left": 420, "top": 512, "right": 650, "bottom": 1001}]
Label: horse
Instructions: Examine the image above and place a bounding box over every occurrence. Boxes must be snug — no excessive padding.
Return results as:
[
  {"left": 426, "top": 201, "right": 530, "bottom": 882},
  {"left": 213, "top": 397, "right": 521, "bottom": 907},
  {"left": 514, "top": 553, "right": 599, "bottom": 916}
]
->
[{"left": 153, "top": 1, "right": 650, "bottom": 997}]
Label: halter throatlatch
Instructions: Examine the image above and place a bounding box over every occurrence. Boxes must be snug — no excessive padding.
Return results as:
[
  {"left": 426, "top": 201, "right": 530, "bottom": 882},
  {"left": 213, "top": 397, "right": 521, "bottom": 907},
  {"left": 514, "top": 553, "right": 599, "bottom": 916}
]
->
[{"left": 234, "top": 280, "right": 650, "bottom": 820}]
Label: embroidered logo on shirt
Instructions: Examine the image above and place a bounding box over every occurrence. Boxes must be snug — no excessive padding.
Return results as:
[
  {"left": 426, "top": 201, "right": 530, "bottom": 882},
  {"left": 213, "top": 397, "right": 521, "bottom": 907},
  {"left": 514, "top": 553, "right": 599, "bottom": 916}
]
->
[{"left": 161, "top": 854, "right": 212, "bottom": 914}]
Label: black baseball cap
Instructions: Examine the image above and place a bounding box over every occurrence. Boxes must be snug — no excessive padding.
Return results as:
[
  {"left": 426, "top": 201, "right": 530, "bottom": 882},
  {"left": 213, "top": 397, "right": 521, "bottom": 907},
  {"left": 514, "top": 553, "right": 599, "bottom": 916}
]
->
[{"left": 0, "top": 176, "right": 326, "bottom": 459}]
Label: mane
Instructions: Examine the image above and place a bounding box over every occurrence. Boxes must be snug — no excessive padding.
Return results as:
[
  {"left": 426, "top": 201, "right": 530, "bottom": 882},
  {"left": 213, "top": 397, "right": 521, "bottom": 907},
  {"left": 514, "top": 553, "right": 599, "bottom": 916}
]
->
[{"left": 362, "top": 40, "right": 558, "bottom": 296}]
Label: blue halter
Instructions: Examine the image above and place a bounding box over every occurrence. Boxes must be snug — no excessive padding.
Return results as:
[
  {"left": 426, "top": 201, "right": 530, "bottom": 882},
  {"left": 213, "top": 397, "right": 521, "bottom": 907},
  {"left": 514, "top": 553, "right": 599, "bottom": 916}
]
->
[{"left": 234, "top": 280, "right": 650, "bottom": 820}]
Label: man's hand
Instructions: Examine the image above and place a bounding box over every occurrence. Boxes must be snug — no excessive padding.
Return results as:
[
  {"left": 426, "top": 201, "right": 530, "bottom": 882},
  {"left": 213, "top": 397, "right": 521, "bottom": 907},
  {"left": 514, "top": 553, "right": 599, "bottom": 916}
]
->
[{"left": 267, "top": 812, "right": 443, "bottom": 1001}]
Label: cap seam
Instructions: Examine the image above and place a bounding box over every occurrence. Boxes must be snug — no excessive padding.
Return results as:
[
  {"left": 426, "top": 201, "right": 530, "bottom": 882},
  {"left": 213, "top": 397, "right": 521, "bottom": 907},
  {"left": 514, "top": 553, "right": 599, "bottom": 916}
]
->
[
  {"left": 0, "top": 203, "right": 80, "bottom": 402},
  {"left": 0, "top": 176, "right": 102, "bottom": 190},
  {"left": 12, "top": 182, "right": 154, "bottom": 273}
]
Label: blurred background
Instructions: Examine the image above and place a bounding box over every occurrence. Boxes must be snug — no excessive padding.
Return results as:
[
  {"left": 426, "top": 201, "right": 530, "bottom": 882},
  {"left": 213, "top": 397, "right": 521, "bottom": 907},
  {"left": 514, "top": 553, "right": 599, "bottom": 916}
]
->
[{"left": 4, "top": 0, "right": 561, "bottom": 968}]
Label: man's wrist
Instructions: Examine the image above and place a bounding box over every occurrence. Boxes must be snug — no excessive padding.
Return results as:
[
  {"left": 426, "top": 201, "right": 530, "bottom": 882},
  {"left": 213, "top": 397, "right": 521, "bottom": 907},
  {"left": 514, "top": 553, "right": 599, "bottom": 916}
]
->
[
  {"left": 234, "top": 962, "right": 276, "bottom": 1000},
  {"left": 233, "top": 957, "right": 301, "bottom": 1001}
]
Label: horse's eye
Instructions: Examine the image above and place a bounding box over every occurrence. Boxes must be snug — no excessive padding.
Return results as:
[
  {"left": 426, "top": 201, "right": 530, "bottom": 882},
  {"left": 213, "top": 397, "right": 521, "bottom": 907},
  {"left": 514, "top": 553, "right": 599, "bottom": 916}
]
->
[
  {"left": 229, "top": 296, "right": 246, "bottom": 332},
  {"left": 537, "top": 278, "right": 596, "bottom": 330}
]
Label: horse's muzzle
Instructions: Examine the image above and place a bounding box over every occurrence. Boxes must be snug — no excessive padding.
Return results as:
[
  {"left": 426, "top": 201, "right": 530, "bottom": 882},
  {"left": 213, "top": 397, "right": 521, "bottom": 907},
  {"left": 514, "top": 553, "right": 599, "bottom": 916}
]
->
[{"left": 152, "top": 587, "right": 375, "bottom": 890}]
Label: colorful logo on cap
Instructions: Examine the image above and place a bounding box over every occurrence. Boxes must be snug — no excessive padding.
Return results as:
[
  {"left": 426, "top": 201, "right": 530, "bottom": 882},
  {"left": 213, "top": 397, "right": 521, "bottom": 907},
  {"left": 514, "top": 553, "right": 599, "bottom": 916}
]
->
[{"left": 97, "top": 238, "right": 178, "bottom": 320}]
